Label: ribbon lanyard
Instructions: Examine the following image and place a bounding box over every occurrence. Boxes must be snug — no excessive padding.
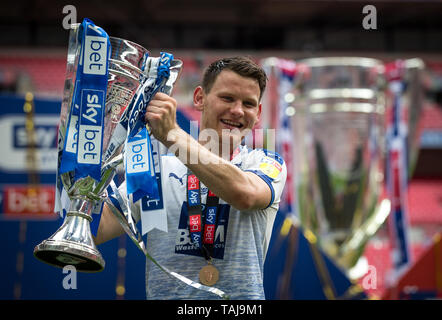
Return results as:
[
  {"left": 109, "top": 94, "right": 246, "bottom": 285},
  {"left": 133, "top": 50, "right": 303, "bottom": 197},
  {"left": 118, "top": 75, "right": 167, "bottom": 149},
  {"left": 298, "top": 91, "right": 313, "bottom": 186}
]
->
[{"left": 186, "top": 170, "right": 220, "bottom": 261}]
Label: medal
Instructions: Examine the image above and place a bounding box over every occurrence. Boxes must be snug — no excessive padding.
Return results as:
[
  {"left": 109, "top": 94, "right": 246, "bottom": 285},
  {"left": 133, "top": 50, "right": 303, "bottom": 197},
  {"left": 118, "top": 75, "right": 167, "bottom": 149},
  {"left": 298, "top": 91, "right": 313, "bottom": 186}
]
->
[{"left": 199, "top": 263, "right": 219, "bottom": 286}]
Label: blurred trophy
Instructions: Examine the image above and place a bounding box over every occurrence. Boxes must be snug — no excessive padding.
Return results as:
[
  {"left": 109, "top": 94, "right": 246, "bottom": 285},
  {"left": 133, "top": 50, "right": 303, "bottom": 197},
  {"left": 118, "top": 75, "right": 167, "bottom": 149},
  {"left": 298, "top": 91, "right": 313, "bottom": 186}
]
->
[
  {"left": 292, "top": 57, "right": 390, "bottom": 277},
  {"left": 33, "top": 19, "right": 181, "bottom": 272}
]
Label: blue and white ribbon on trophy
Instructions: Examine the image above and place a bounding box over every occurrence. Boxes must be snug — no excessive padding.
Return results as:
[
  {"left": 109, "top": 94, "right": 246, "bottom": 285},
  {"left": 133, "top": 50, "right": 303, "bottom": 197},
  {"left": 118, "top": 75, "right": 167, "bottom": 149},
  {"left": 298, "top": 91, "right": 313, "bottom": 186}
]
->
[
  {"left": 275, "top": 59, "right": 298, "bottom": 216},
  {"left": 55, "top": 18, "right": 111, "bottom": 233},
  {"left": 124, "top": 52, "right": 174, "bottom": 235},
  {"left": 261, "top": 57, "right": 305, "bottom": 217},
  {"left": 385, "top": 60, "right": 412, "bottom": 276},
  {"left": 59, "top": 18, "right": 110, "bottom": 180},
  {"left": 140, "top": 54, "right": 181, "bottom": 235}
]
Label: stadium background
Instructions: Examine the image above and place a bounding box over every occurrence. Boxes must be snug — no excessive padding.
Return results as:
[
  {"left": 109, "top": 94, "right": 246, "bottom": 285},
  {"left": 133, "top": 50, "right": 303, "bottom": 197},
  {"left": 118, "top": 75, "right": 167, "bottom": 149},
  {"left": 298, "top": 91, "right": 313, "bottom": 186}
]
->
[{"left": 0, "top": 0, "right": 441, "bottom": 299}]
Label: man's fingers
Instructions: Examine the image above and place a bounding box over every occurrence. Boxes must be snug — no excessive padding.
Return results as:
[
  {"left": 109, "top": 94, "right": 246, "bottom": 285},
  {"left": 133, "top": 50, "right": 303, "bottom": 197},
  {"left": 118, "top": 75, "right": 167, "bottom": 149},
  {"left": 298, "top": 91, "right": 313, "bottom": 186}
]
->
[
  {"left": 143, "top": 92, "right": 177, "bottom": 144},
  {"left": 145, "top": 108, "right": 163, "bottom": 121},
  {"left": 152, "top": 92, "right": 171, "bottom": 101},
  {"left": 145, "top": 111, "right": 161, "bottom": 121},
  {"left": 147, "top": 99, "right": 175, "bottom": 118},
  {"left": 148, "top": 100, "right": 172, "bottom": 111},
  {"left": 145, "top": 104, "right": 163, "bottom": 114}
]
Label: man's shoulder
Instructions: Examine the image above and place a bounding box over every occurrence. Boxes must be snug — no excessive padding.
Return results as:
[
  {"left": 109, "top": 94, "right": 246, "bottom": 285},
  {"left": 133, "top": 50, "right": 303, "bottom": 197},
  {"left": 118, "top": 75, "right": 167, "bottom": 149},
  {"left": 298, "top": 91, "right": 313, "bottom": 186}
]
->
[
  {"left": 239, "top": 146, "right": 285, "bottom": 165},
  {"left": 258, "top": 148, "right": 285, "bottom": 165}
]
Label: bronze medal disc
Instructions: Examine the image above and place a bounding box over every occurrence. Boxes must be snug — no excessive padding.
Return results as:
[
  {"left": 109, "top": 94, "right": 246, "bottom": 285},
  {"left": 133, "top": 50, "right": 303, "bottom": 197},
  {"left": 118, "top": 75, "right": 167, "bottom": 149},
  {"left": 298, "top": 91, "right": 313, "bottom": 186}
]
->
[{"left": 199, "top": 264, "right": 219, "bottom": 286}]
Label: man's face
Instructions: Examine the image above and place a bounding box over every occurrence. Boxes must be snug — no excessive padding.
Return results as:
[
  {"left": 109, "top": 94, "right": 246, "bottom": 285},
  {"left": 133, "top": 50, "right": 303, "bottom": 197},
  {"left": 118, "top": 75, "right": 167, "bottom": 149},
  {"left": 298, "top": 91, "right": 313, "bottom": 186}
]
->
[{"left": 194, "top": 70, "right": 262, "bottom": 150}]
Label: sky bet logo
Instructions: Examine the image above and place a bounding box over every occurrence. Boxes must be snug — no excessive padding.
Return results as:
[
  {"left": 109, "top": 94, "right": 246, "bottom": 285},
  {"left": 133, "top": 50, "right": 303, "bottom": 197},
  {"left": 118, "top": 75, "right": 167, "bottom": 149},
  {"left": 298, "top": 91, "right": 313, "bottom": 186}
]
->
[
  {"left": 3, "top": 186, "right": 56, "bottom": 218},
  {"left": 83, "top": 35, "right": 107, "bottom": 75},
  {"left": 187, "top": 175, "right": 199, "bottom": 190},
  {"left": 0, "top": 115, "right": 58, "bottom": 172},
  {"left": 189, "top": 214, "right": 201, "bottom": 232},
  {"left": 187, "top": 174, "right": 200, "bottom": 205},
  {"left": 126, "top": 135, "right": 149, "bottom": 174},
  {"left": 188, "top": 190, "right": 200, "bottom": 206},
  {"left": 77, "top": 90, "right": 104, "bottom": 165},
  {"left": 206, "top": 207, "right": 217, "bottom": 223},
  {"left": 13, "top": 124, "right": 57, "bottom": 149}
]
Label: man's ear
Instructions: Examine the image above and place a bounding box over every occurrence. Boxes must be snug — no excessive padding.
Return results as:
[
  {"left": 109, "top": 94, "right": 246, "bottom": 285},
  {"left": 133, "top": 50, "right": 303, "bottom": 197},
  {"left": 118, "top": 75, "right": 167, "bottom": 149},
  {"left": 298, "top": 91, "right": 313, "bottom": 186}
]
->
[
  {"left": 256, "top": 103, "right": 262, "bottom": 122},
  {"left": 193, "top": 86, "right": 205, "bottom": 111}
]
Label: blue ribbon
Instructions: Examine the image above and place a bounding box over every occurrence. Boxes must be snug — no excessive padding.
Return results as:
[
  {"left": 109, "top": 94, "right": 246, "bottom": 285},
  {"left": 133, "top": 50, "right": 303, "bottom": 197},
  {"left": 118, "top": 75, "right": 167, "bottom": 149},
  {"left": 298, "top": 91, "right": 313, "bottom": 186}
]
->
[
  {"left": 58, "top": 18, "right": 111, "bottom": 182},
  {"left": 387, "top": 80, "right": 411, "bottom": 270},
  {"left": 125, "top": 52, "right": 173, "bottom": 202},
  {"left": 75, "top": 18, "right": 111, "bottom": 182},
  {"left": 125, "top": 127, "right": 159, "bottom": 202}
]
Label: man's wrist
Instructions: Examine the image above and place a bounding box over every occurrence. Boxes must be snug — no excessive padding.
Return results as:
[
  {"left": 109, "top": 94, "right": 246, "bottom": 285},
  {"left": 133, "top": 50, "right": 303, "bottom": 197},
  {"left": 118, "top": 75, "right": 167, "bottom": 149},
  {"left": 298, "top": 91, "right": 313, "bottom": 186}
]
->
[{"left": 163, "top": 126, "right": 187, "bottom": 152}]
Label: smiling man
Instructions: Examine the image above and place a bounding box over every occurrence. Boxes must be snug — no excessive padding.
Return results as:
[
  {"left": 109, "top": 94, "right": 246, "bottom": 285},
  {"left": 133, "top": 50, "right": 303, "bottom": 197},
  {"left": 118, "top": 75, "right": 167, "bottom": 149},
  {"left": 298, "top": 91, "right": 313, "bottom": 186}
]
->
[{"left": 96, "top": 56, "right": 287, "bottom": 299}]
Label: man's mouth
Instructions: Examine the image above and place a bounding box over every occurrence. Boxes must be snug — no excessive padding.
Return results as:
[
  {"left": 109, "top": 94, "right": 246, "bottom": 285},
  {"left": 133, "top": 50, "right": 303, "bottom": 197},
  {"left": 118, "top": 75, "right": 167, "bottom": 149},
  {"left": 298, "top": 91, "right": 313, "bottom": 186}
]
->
[{"left": 220, "top": 119, "right": 243, "bottom": 129}]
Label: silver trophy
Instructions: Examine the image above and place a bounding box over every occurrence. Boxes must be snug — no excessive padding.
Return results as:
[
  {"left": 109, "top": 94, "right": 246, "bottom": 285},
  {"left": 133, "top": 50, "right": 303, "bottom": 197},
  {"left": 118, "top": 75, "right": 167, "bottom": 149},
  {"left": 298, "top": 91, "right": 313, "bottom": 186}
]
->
[
  {"left": 33, "top": 23, "right": 180, "bottom": 272},
  {"left": 292, "top": 57, "right": 389, "bottom": 277}
]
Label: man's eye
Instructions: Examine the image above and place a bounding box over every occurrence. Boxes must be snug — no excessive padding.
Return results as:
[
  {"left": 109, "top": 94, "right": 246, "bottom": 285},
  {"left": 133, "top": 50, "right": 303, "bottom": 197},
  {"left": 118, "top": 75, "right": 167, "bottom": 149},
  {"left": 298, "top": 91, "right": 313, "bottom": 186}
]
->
[
  {"left": 221, "top": 96, "right": 233, "bottom": 102},
  {"left": 244, "top": 101, "right": 256, "bottom": 108}
]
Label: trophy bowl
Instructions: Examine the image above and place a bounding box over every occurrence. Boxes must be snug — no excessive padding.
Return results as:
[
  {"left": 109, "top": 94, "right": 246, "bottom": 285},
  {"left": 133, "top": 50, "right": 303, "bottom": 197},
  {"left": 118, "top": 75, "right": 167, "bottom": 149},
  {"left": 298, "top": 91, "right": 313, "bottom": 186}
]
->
[
  {"left": 33, "top": 23, "right": 149, "bottom": 272},
  {"left": 292, "top": 57, "right": 388, "bottom": 275}
]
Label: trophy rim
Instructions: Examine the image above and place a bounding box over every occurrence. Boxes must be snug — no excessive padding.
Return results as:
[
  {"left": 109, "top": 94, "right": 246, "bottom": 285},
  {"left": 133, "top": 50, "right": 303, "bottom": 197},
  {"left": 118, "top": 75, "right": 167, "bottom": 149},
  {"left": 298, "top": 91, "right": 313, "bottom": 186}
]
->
[
  {"left": 299, "top": 56, "right": 383, "bottom": 68},
  {"left": 68, "top": 22, "right": 149, "bottom": 55},
  {"left": 109, "top": 35, "right": 149, "bottom": 53}
]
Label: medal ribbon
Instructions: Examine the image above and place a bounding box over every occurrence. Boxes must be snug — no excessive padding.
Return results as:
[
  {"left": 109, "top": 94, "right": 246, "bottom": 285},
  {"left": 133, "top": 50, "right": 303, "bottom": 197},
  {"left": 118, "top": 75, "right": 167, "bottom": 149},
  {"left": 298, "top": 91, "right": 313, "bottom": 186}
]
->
[
  {"left": 186, "top": 171, "right": 220, "bottom": 261},
  {"left": 105, "top": 180, "right": 229, "bottom": 299}
]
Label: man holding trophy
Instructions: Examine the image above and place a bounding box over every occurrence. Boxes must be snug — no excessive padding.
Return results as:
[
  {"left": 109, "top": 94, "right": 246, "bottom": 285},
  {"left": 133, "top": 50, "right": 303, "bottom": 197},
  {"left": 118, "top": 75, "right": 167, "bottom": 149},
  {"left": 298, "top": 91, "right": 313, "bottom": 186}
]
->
[
  {"left": 32, "top": 18, "right": 286, "bottom": 299},
  {"left": 95, "top": 56, "right": 287, "bottom": 299}
]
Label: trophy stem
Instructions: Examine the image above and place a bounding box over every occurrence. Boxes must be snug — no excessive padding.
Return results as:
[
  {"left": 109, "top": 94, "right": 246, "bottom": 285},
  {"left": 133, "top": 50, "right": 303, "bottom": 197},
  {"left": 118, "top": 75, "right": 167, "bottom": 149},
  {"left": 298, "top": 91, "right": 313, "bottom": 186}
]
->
[{"left": 33, "top": 197, "right": 105, "bottom": 272}]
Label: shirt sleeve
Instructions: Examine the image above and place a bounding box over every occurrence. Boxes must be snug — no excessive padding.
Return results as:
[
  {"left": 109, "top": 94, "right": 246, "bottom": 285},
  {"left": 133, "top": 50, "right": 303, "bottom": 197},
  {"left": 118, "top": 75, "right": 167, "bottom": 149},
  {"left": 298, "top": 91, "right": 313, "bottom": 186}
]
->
[{"left": 241, "top": 149, "right": 287, "bottom": 209}]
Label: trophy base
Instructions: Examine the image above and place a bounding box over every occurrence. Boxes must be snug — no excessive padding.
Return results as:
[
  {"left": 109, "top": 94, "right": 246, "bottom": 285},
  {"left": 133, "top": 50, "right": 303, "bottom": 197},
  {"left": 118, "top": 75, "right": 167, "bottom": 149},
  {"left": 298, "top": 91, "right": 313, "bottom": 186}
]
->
[{"left": 34, "top": 239, "right": 105, "bottom": 273}]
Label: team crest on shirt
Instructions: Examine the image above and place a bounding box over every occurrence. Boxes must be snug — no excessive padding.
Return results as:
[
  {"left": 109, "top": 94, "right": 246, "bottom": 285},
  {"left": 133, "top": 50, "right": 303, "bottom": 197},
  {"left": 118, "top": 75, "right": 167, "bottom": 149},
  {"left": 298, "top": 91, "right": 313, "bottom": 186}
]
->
[
  {"left": 259, "top": 156, "right": 283, "bottom": 179},
  {"left": 175, "top": 202, "right": 230, "bottom": 259}
]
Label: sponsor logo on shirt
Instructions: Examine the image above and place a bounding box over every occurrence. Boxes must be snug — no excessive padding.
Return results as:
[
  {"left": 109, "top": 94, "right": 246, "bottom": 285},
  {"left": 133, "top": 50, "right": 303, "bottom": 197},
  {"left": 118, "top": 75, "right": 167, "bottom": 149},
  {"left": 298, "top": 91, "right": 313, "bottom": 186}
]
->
[{"left": 259, "top": 156, "right": 282, "bottom": 179}]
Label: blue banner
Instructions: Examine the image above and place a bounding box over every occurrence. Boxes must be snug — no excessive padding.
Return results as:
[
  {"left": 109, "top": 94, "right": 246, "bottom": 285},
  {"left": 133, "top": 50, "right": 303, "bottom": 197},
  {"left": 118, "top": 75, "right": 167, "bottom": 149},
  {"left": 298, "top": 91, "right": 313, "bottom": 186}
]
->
[
  {"left": 74, "top": 19, "right": 111, "bottom": 181},
  {"left": 125, "top": 52, "right": 173, "bottom": 201}
]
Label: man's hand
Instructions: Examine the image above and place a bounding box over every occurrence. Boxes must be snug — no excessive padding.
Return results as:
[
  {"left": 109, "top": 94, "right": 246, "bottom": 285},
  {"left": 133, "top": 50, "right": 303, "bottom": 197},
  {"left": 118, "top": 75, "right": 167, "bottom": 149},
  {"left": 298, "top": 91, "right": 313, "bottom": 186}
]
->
[{"left": 144, "top": 92, "right": 179, "bottom": 145}]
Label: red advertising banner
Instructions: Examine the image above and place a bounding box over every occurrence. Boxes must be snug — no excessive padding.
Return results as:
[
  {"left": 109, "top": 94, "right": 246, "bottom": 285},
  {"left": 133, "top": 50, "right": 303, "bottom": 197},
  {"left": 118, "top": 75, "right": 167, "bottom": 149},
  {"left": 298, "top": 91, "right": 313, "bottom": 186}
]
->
[{"left": 2, "top": 185, "right": 58, "bottom": 219}]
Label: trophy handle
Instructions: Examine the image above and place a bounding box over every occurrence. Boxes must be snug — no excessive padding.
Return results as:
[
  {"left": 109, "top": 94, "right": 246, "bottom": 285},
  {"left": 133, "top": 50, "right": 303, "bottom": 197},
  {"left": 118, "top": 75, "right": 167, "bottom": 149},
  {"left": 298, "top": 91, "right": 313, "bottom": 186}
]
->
[
  {"left": 104, "top": 197, "right": 147, "bottom": 255},
  {"left": 337, "top": 198, "right": 391, "bottom": 270}
]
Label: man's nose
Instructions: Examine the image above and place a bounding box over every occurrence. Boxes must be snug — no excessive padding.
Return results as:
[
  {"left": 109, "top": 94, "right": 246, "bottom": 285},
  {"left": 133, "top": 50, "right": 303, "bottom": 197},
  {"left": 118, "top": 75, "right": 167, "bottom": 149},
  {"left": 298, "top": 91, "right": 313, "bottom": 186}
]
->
[{"left": 230, "top": 100, "right": 244, "bottom": 117}]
